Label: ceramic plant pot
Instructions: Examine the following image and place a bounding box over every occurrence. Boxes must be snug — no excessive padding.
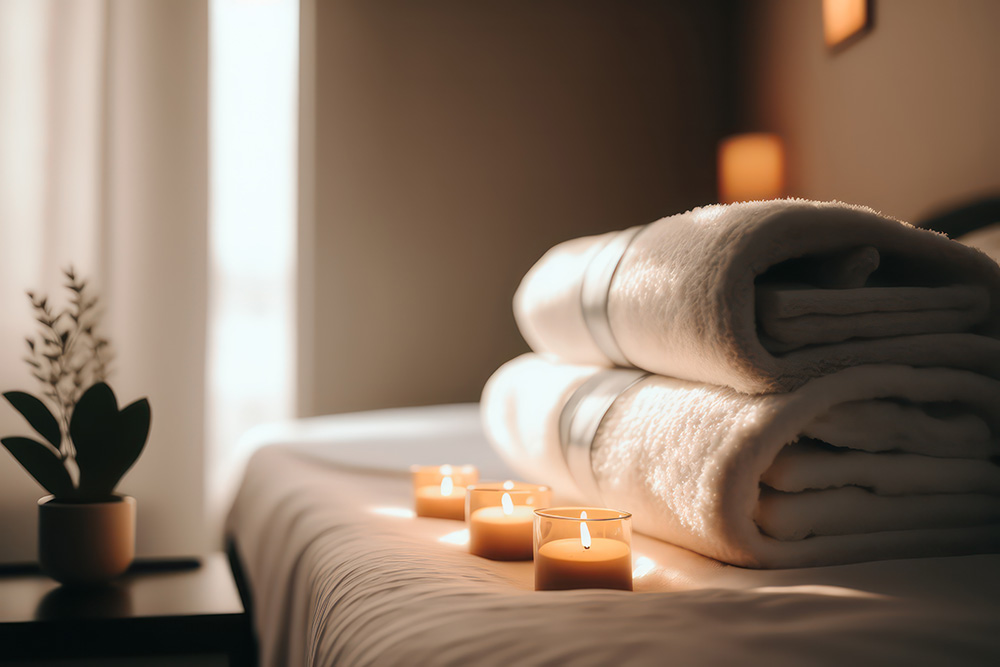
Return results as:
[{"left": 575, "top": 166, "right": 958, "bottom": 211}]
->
[{"left": 37, "top": 494, "right": 136, "bottom": 586}]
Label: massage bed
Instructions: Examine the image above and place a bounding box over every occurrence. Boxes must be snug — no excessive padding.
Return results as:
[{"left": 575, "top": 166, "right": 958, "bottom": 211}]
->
[{"left": 226, "top": 403, "right": 1000, "bottom": 666}]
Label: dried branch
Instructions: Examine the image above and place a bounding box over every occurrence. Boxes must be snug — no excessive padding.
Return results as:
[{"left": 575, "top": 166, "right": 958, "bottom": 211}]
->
[{"left": 23, "top": 267, "right": 112, "bottom": 458}]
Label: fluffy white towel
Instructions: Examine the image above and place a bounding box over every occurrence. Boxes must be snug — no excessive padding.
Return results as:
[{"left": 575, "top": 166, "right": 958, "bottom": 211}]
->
[
  {"left": 481, "top": 354, "right": 1000, "bottom": 568},
  {"left": 514, "top": 199, "right": 1000, "bottom": 394}
]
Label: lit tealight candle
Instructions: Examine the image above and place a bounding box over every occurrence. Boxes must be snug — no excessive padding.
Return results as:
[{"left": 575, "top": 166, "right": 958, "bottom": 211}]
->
[
  {"left": 467, "top": 482, "right": 551, "bottom": 561},
  {"left": 411, "top": 464, "right": 479, "bottom": 521},
  {"left": 534, "top": 508, "right": 633, "bottom": 591}
]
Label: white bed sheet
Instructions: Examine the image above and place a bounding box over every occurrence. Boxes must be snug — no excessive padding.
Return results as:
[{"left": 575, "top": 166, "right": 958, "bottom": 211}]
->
[{"left": 226, "top": 404, "right": 1000, "bottom": 666}]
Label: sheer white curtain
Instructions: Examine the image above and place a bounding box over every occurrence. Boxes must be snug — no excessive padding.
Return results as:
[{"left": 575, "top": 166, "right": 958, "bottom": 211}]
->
[
  {"left": 207, "top": 0, "right": 298, "bottom": 536},
  {"left": 0, "top": 0, "right": 210, "bottom": 561},
  {"left": 0, "top": 0, "right": 298, "bottom": 562}
]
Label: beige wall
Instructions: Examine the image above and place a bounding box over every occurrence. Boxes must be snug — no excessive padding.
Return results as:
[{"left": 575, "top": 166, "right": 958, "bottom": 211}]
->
[
  {"left": 740, "top": 0, "right": 1000, "bottom": 223},
  {"left": 303, "top": 1, "right": 734, "bottom": 415}
]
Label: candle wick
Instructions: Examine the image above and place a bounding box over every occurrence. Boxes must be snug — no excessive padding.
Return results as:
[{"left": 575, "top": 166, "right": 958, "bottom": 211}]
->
[{"left": 583, "top": 544, "right": 590, "bottom": 550}]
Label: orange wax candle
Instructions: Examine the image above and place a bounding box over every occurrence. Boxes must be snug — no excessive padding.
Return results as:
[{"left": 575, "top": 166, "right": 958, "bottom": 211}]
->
[
  {"left": 534, "top": 538, "right": 632, "bottom": 591},
  {"left": 467, "top": 482, "right": 551, "bottom": 561},
  {"left": 469, "top": 504, "right": 535, "bottom": 560},
  {"left": 414, "top": 483, "right": 467, "bottom": 521},
  {"left": 411, "top": 464, "right": 478, "bottom": 520},
  {"left": 533, "top": 507, "right": 633, "bottom": 591}
]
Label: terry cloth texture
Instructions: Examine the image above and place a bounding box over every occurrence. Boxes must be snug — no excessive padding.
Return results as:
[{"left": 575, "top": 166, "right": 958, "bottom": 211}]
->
[
  {"left": 481, "top": 354, "right": 1000, "bottom": 568},
  {"left": 514, "top": 199, "right": 1000, "bottom": 394}
]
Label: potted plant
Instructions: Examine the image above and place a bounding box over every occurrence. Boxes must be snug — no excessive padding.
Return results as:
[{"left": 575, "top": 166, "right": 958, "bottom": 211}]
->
[{"left": 1, "top": 268, "right": 151, "bottom": 586}]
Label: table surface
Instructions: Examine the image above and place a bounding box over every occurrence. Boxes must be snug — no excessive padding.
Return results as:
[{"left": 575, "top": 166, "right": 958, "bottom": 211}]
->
[
  {"left": 0, "top": 553, "right": 251, "bottom": 663},
  {"left": 0, "top": 553, "right": 243, "bottom": 623}
]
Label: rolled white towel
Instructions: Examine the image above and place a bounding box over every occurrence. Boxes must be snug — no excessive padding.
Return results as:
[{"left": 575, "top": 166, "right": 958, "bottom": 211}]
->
[
  {"left": 514, "top": 199, "right": 1000, "bottom": 394},
  {"left": 481, "top": 354, "right": 1000, "bottom": 568}
]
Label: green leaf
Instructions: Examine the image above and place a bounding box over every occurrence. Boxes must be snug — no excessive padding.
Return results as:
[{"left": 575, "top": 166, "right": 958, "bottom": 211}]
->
[
  {"left": 3, "top": 391, "right": 61, "bottom": 449},
  {"left": 67, "top": 383, "right": 153, "bottom": 499},
  {"left": 80, "top": 399, "right": 151, "bottom": 499},
  {"left": 70, "top": 382, "right": 119, "bottom": 498},
  {"left": 1, "top": 437, "right": 74, "bottom": 498},
  {"left": 103, "top": 398, "right": 151, "bottom": 492}
]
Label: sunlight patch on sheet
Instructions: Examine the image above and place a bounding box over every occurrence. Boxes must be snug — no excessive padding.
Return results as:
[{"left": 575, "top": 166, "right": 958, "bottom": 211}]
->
[
  {"left": 439, "top": 529, "right": 471, "bottom": 546},
  {"left": 752, "top": 585, "right": 885, "bottom": 599},
  {"left": 370, "top": 506, "right": 416, "bottom": 519},
  {"left": 631, "top": 555, "right": 657, "bottom": 579}
]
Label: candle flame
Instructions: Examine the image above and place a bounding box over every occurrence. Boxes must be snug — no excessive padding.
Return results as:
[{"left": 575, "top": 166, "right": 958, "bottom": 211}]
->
[
  {"left": 440, "top": 476, "right": 454, "bottom": 496},
  {"left": 501, "top": 492, "right": 514, "bottom": 515},
  {"left": 580, "top": 510, "right": 591, "bottom": 549},
  {"left": 502, "top": 480, "right": 515, "bottom": 491}
]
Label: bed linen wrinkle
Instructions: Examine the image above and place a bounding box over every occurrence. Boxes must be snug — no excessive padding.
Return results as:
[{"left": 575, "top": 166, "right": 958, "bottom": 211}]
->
[
  {"left": 261, "top": 497, "right": 342, "bottom": 667},
  {"left": 311, "top": 552, "right": 990, "bottom": 667},
  {"left": 303, "top": 532, "right": 526, "bottom": 666},
  {"left": 235, "top": 475, "right": 331, "bottom": 666},
  {"left": 307, "top": 538, "right": 884, "bottom": 667},
  {"left": 228, "top": 428, "right": 1000, "bottom": 666},
  {"left": 283, "top": 496, "right": 542, "bottom": 664},
  {"left": 305, "top": 528, "right": 399, "bottom": 665}
]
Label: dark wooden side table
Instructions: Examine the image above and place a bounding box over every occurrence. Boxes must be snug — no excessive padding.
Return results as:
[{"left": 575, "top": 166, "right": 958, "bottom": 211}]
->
[{"left": 0, "top": 553, "right": 253, "bottom": 666}]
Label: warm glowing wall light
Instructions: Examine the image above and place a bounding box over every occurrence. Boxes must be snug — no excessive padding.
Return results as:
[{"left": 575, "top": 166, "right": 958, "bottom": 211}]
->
[
  {"left": 823, "top": 0, "right": 870, "bottom": 49},
  {"left": 717, "top": 133, "right": 785, "bottom": 204}
]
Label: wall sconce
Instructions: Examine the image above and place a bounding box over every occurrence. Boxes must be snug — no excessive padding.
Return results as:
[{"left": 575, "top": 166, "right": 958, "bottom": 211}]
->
[
  {"left": 717, "top": 133, "right": 785, "bottom": 204},
  {"left": 823, "top": 0, "right": 872, "bottom": 50}
]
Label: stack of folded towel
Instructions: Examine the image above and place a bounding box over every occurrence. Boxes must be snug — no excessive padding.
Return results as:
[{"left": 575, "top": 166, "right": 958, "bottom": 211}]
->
[{"left": 481, "top": 199, "right": 1000, "bottom": 568}]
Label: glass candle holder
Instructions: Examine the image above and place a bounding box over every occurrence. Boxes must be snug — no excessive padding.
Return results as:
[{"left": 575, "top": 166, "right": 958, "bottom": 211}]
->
[
  {"left": 466, "top": 482, "right": 552, "bottom": 561},
  {"left": 411, "top": 464, "right": 479, "bottom": 520},
  {"left": 533, "top": 507, "right": 632, "bottom": 591}
]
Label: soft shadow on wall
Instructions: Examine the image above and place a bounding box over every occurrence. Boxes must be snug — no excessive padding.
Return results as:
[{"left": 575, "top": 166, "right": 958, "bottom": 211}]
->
[{"left": 302, "top": 0, "right": 740, "bottom": 417}]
